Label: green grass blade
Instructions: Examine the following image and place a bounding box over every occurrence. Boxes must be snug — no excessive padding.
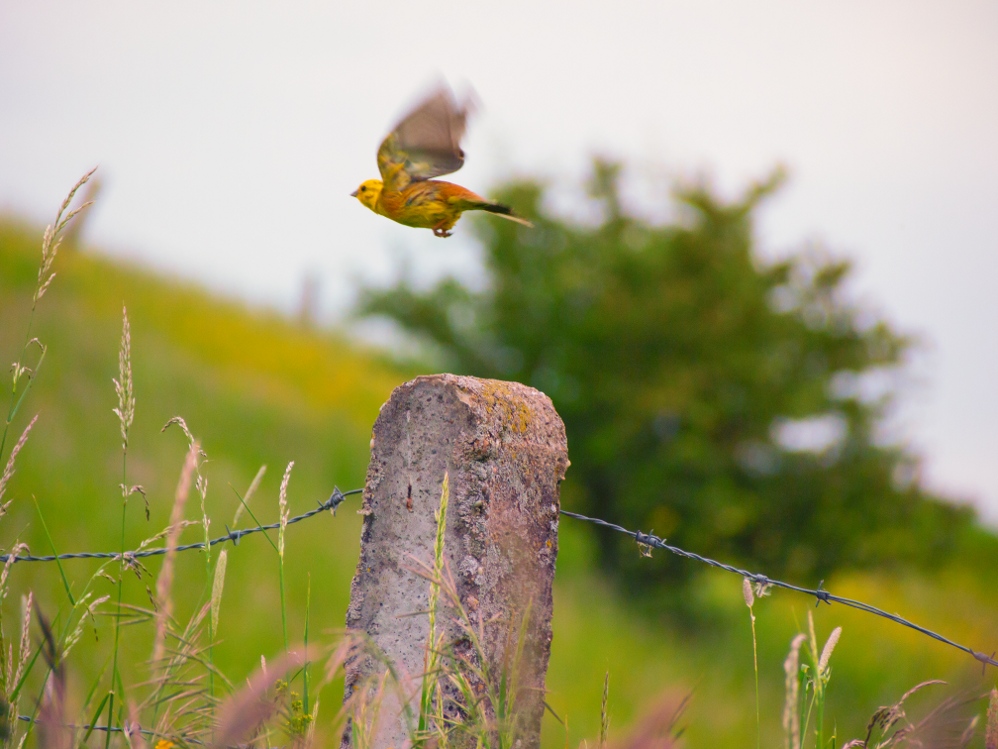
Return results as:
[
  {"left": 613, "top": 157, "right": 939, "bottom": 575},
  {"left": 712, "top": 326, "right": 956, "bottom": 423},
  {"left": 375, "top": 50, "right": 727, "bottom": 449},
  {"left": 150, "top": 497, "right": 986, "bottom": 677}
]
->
[
  {"left": 229, "top": 485, "right": 279, "bottom": 554},
  {"left": 32, "top": 496, "right": 74, "bottom": 606},
  {"left": 82, "top": 691, "right": 112, "bottom": 744},
  {"left": 304, "top": 573, "right": 311, "bottom": 713}
]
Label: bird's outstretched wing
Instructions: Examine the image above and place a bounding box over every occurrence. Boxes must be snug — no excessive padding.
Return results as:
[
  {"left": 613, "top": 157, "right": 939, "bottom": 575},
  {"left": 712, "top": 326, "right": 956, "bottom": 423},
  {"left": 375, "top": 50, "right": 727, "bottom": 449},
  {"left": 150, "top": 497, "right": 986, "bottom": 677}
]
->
[{"left": 377, "top": 86, "right": 472, "bottom": 193}]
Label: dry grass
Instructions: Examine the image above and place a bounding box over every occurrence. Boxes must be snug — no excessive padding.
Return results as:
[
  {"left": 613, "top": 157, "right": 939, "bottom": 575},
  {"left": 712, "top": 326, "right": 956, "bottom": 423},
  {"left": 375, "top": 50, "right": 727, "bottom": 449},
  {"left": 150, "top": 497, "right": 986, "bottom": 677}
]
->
[
  {"left": 841, "top": 681, "right": 980, "bottom": 749},
  {"left": 151, "top": 445, "right": 198, "bottom": 673},
  {"left": 36, "top": 609, "right": 72, "bottom": 749},
  {"left": 607, "top": 693, "right": 688, "bottom": 749}
]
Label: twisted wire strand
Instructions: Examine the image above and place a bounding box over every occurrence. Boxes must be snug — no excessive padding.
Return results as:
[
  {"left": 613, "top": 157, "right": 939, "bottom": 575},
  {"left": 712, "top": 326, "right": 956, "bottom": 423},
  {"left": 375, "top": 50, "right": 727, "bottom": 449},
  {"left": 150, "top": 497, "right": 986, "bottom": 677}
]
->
[
  {"left": 1, "top": 485, "right": 992, "bottom": 671},
  {"left": 0, "top": 488, "right": 361, "bottom": 564},
  {"left": 559, "top": 508, "right": 998, "bottom": 670}
]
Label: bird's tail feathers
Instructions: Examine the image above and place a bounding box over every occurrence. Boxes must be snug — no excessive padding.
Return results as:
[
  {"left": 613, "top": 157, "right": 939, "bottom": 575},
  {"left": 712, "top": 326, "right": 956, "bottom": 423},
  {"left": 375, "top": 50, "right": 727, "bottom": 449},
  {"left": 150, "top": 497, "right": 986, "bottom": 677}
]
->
[{"left": 476, "top": 202, "right": 534, "bottom": 228}]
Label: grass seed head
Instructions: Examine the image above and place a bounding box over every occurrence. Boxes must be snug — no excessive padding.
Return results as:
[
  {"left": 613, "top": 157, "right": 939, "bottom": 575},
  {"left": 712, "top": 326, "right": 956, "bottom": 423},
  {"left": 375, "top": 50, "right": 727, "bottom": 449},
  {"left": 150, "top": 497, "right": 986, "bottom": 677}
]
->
[
  {"left": 13, "top": 592, "right": 32, "bottom": 689},
  {"left": 112, "top": 306, "right": 135, "bottom": 451},
  {"left": 33, "top": 167, "right": 97, "bottom": 304},
  {"left": 0, "top": 543, "right": 28, "bottom": 603},
  {"left": 600, "top": 671, "right": 610, "bottom": 749},
  {"left": 0, "top": 415, "right": 38, "bottom": 514},
  {"left": 783, "top": 633, "right": 806, "bottom": 749},
  {"left": 232, "top": 464, "right": 267, "bottom": 526},
  {"left": 63, "top": 593, "right": 110, "bottom": 660},
  {"left": 278, "top": 461, "right": 294, "bottom": 558},
  {"left": 211, "top": 549, "right": 228, "bottom": 635},
  {"left": 818, "top": 627, "right": 842, "bottom": 675}
]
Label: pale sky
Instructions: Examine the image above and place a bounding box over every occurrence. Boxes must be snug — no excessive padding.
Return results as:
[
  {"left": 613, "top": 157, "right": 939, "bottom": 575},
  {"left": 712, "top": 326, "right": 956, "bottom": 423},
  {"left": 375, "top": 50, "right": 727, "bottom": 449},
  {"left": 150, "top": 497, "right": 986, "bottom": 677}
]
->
[{"left": 1, "top": 1, "right": 996, "bottom": 518}]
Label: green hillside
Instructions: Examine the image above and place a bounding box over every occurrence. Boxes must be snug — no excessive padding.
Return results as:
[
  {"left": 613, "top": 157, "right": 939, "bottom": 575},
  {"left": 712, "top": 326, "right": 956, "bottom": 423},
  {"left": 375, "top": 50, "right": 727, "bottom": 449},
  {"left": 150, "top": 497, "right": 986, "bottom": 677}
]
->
[{"left": 1, "top": 217, "right": 995, "bottom": 748}]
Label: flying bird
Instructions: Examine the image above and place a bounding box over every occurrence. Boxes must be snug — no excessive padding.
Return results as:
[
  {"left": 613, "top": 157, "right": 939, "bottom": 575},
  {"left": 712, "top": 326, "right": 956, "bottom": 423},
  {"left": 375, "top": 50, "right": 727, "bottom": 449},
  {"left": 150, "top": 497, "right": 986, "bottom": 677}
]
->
[{"left": 352, "top": 87, "right": 533, "bottom": 237}]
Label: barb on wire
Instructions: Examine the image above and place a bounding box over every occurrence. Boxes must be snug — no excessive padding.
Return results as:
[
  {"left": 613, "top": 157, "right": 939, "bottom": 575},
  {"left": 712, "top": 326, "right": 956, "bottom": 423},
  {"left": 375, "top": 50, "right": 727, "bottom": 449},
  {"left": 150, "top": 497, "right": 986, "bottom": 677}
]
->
[
  {"left": 559, "top": 508, "right": 998, "bottom": 671},
  {"left": 0, "top": 487, "right": 362, "bottom": 564}
]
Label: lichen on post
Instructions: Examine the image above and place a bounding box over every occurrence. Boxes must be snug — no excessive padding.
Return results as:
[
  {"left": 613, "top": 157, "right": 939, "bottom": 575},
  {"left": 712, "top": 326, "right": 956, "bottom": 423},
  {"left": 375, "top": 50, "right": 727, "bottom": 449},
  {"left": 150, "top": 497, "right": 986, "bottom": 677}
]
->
[{"left": 343, "top": 374, "right": 569, "bottom": 749}]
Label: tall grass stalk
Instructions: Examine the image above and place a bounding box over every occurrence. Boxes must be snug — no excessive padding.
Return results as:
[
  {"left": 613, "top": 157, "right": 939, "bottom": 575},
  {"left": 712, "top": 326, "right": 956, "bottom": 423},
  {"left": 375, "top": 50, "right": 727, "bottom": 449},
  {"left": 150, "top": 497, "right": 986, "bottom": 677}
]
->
[
  {"left": 231, "top": 465, "right": 266, "bottom": 527},
  {"left": 787, "top": 612, "right": 841, "bottom": 749},
  {"left": 599, "top": 671, "right": 610, "bottom": 749},
  {"left": 0, "top": 586, "right": 37, "bottom": 747},
  {"left": 807, "top": 613, "right": 820, "bottom": 749},
  {"left": 0, "top": 168, "right": 96, "bottom": 749},
  {"left": 108, "top": 305, "right": 135, "bottom": 748},
  {"left": 231, "top": 481, "right": 279, "bottom": 556},
  {"left": 303, "top": 574, "right": 311, "bottom": 715},
  {"left": 743, "top": 578, "right": 760, "bottom": 749},
  {"left": 783, "top": 634, "right": 806, "bottom": 749},
  {"left": 210, "top": 550, "right": 228, "bottom": 645},
  {"left": 1, "top": 542, "right": 31, "bottom": 714},
  {"left": 207, "top": 547, "right": 229, "bottom": 737},
  {"left": 227, "top": 468, "right": 284, "bottom": 674},
  {"left": 162, "top": 416, "right": 217, "bottom": 700},
  {"left": 0, "top": 168, "right": 95, "bottom": 465},
  {"left": 278, "top": 461, "right": 294, "bottom": 654},
  {"left": 195, "top": 441, "right": 213, "bottom": 700},
  {"left": 986, "top": 688, "right": 997, "bottom": 749},
  {"left": 815, "top": 622, "right": 841, "bottom": 749},
  {"left": 152, "top": 444, "right": 197, "bottom": 670}
]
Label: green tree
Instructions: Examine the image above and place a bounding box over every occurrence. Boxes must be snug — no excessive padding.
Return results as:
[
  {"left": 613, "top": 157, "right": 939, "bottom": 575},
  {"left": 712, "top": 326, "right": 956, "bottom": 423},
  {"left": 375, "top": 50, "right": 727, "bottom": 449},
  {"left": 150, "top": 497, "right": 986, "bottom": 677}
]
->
[{"left": 357, "top": 159, "right": 973, "bottom": 595}]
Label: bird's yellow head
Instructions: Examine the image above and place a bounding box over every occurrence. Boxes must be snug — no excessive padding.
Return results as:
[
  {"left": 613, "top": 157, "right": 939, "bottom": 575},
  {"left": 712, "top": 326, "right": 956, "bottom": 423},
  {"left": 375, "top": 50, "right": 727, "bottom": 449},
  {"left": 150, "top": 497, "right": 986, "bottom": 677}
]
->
[{"left": 351, "top": 179, "right": 383, "bottom": 213}]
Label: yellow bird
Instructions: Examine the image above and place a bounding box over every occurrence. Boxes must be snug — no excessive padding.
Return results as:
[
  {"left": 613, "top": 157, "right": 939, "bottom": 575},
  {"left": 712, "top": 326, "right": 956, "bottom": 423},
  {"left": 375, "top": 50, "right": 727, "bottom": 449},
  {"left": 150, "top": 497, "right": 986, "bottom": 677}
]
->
[{"left": 352, "top": 87, "right": 533, "bottom": 237}]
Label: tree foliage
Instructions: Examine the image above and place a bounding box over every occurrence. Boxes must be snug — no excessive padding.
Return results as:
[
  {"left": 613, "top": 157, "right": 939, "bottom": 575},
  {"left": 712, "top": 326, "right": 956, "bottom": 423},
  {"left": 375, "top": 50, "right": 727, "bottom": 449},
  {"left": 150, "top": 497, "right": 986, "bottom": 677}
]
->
[{"left": 357, "top": 159, "right": 973, "bottom": 594}]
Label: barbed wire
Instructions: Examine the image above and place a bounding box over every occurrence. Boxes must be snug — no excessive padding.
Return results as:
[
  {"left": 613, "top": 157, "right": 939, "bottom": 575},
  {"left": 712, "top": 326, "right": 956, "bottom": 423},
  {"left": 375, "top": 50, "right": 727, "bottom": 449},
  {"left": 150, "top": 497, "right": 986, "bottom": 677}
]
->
[
  {"left": 559, "top": 508, "right": 998, "bottom": 670},
  {"left": 2, "top": 484, "right": 993, "bottom": 671},
  {"left": 0, "top": 487, "right": 361, "bottom": 564}
]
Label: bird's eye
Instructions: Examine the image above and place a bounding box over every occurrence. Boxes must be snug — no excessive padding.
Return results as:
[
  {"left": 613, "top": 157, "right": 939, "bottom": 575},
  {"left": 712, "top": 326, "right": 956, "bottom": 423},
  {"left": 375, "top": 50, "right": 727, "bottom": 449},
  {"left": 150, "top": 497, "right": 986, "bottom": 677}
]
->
[{"left": 360, "top": 186, "right": 367, "bottom": 192}]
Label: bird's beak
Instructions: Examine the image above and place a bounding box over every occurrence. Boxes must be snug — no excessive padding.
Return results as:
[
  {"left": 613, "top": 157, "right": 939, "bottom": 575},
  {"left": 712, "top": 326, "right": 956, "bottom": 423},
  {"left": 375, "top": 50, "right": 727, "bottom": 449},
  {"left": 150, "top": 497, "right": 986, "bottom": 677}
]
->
[{"left": 350, "top": 189, "right": 359, "bottom": 197}]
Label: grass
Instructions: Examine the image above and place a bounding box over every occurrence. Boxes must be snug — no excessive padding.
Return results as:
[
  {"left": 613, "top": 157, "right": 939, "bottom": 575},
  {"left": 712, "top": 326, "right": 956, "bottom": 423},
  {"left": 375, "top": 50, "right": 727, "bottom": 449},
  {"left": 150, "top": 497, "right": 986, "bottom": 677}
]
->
[
  {"left": 0, "top": 212, "right": 392, "bottom": 693},
  {"left": 0, "top": 203, "right": 395, "bottom": 746},
  {"left": 744, "top": 578, "right": 761, "bottom": 749},
  {"left": 0, "top": 193, "right": 997, "bottom": 747}
]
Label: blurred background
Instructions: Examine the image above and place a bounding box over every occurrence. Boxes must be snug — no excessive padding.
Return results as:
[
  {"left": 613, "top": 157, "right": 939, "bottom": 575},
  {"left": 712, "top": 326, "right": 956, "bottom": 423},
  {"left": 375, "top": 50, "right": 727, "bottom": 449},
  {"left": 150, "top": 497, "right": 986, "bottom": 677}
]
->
[{"left": 1, "top": 1, "right": 997, "bottom": 747}]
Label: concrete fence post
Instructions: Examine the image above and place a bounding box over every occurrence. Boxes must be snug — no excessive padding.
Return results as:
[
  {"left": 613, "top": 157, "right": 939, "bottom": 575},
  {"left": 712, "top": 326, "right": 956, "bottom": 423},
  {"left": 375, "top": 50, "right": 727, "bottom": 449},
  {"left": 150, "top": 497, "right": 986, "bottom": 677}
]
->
[{"left": 343, "top": 374, "right": 569, "bottom": 749}]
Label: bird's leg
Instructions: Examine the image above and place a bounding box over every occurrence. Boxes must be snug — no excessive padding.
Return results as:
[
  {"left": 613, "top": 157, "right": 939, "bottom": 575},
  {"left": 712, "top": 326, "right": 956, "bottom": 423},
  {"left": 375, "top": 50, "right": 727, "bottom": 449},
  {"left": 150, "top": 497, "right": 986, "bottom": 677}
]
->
[{"left": 432, "top": 225, "right": 453, "bottom": 238}]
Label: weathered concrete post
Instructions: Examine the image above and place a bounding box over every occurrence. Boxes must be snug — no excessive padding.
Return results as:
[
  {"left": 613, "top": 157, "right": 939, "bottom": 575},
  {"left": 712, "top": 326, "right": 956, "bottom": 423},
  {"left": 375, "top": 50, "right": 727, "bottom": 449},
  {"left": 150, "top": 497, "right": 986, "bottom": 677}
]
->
[{"left": 343, "top": 374, "right": 569, "bottom": 749}]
